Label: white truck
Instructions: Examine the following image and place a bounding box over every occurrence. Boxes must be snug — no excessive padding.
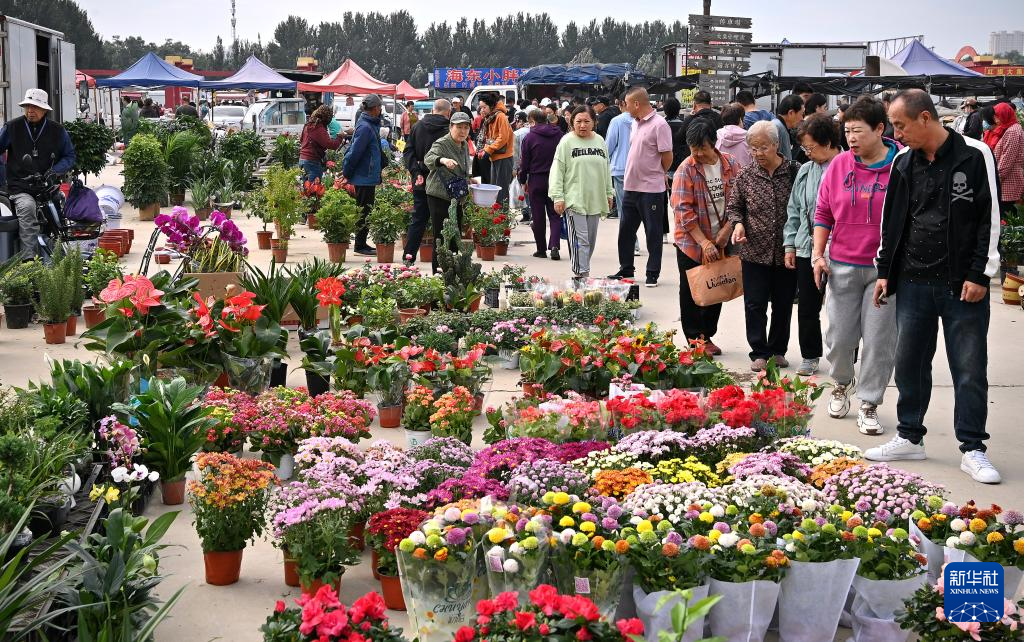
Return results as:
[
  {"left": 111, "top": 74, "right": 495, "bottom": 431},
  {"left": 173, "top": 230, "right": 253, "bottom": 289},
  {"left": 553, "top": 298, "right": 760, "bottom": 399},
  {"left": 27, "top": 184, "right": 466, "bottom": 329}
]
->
[
  {"left": 240, "top": 97, "right": 307, "bottom": 141},
  {"left": 0, "top": 15, "right": 77, "bottom": 123}
]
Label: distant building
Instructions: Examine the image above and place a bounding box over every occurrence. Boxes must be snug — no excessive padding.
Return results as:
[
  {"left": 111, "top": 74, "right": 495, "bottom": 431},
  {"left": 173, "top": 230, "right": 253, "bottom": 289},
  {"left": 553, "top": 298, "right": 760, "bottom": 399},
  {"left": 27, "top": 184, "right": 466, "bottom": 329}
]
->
[{"left": 990, "top": 31, "right": 1024, "bottom": 56}]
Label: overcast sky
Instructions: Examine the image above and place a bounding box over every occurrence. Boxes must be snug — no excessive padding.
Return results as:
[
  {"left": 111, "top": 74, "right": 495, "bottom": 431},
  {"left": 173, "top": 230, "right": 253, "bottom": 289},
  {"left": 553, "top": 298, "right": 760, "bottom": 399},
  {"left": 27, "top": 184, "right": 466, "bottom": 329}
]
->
[{"left": 77, "top": 0, "right": 1021, "bottom": 60}]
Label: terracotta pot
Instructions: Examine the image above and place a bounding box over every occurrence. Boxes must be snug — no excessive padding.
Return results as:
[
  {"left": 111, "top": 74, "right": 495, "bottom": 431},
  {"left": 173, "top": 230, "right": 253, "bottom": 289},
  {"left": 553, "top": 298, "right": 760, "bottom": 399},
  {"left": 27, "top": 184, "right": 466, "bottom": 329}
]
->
[
  {"left": 83, "top": 304, "right": 105, "bottom": 329},
  {"left": 43, "top": 322, "right": 66, "bottom": 345},
  {"left": 468, "top": 295, "right": 482, "bottom": 312},
  {"left": 378, "top": 404, "right": 402, "bottom": 428},
  {"left": 283, "top": 549, "right": 300, "bottom": 587},
  {"left": 473, "top": 392, "right": 484, "bottom": 412},
  {"left": 419, "top": 242, "right": 433, "bottom": 263},
  {"left": 216, "top": 204, "right": 234, "bottom": 218},
  {"left": 379, "top": 573, "right": 406, "bottom": 610},
  {"left": 301, "top": 577, "right": 342, "bottom": 596},
  {"left": 327, "top": 242, "right": 347, "bottom": 263},
  {"left": 496, "top": 241, "right": 508, "bottom": 256},
  {"left": 154, "top": 252, "right": 171, "bottom": 264},
  {"left": 65, "top": 315, "right": 78, "bottom": 337},
  {"left": 307, "top": 213, "right": 319, "bottom": 229},
  {"left": 98, "top": 239, "right": 121, "bottom": 256},
  {"left": 204, "top": 549, "right": 243, "bottom": 585},
  {"left": 138, "top": 202, "right": 159, "bottom": 221},
  {"left": 161, "top": 479, "right": 186, "bottom": 505},
  {"left": 108, "top": 229, "right": 131, "bottom": 253},
  {"left": 372, "top": 549, "right": 381, "bottom": 580},
  {"left": 271, "top": 247, "right": 288, "bottom": 263},
  {"left": 376, "top": 243, "right": 395, "bottom": 264},
  {"left": 197, "top": 207, "right": 213, "bottom": 221},
  {"left": 256, "top": 230, "right": 273, "bottom": 250},
  {"left": 126, "top": 228, "right": 135, "bottom": 242},
  {"left": 349, "top": 521, "right": 365, "bottom": 551},
  {"left": 398, "top": 307, "right": 427, "bottom": 323},
  {"left": 478, "top": 244, "right": 496, "bottom": 261}
]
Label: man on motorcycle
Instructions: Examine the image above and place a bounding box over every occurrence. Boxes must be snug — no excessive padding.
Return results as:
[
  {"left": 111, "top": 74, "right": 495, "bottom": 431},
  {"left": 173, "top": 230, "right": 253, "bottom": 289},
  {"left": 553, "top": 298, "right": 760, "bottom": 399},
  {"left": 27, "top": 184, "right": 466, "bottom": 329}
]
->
[{"left": 0, "top": 89, "right": 77, "bottom": 258}]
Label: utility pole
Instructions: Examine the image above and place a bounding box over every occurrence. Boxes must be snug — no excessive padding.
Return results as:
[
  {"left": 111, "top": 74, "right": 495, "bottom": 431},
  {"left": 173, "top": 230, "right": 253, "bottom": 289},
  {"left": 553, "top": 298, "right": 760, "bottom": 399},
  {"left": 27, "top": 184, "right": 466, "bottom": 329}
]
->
[
  {"left": 230, "top": 0, "right": 237, "bottom": 47},
  {"left": 704, "top": 0, "right": 712, "bottom": 16}
]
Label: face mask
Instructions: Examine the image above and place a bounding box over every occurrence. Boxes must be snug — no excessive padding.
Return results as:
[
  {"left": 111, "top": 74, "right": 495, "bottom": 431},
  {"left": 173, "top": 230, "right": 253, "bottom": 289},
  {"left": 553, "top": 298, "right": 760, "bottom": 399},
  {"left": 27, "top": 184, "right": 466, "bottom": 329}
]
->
[{"left": 983, "top": 121, "right": 992, "bottom": 130}]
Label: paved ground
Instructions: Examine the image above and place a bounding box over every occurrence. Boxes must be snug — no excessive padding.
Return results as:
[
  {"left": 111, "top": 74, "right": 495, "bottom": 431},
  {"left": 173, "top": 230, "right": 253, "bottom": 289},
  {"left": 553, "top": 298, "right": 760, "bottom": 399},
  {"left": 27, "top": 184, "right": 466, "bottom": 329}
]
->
[{"left": 4, "top": 163, "right": 1021, "bottom": 640}]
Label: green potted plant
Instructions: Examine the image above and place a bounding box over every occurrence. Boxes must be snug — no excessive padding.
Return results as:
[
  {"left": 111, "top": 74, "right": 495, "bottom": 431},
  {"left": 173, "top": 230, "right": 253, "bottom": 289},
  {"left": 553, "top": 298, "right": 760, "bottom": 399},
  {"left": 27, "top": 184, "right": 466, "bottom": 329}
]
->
[
  {"left": 0, "top": 258, "right": 41, "bottom": 329},
  {"left": 367, "top": 200, "right": 405, "bottom": 264},
  {"left": 121, "top": 133, "right": 169, "bottom": 221},
  {"left": 242, "top": 182, "right": 273, "bottom": 249},
  {"left": 64, "top": 119, "right": 116, "bottom": 180},
  {"left": 436, "top": 209, "right": 482, "bottom": 312},
  {"left": 188, "top": 174, "right": 216, "bottom": 220},
  {"left": 366, "top": 346, "right": 412, "bottom": 428},
  {"left": 240, "top": 263, "right": 296, "bottom": 387},
  {"left": 357, "top": 289, "right": 398, "bottom": 331},
  {"left": 163, "top": 131, "right": 201, "bottom": 206},
  {"left": 34, "top": 262, "right": 73, "bottom": 344},
  {"left": 270, "top": 134, "right": 299, "bottom": 168},
  {"left": 113, "top": 377, "right": 215, "bottom": 505},
  {"left": 82, "top": 249, "right": 123, "bottom": 329},
  {"left": 262, "top": 165, "right": 304, "bottom": 262},
  {"left": 58, "top": 247, "right": 85, "bottom": 336},
  {"left": 317, "top": 188, "right": 361, "bottom": 263}
]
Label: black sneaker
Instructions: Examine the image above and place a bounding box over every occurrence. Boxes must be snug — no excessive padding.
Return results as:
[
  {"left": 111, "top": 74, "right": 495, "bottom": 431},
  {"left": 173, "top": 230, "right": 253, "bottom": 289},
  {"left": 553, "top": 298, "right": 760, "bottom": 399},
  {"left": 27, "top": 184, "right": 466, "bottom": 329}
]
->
[
  {"left": 532, "top": 250, "right": 547, "bottom": 258},
  {"left": 354, "top": 246, "right": 376, "bottom": 256},
  {"left": 607, "top": 271, "right": 633, "bottom": 280},
  {"left": 521, "top": 214, "right": 532, "bottom": 223},
  {"left": 550, "top": 249, "right": 560, "bottom": 261},
  {"left": 607, "top": 212, "right": 619, "bottom": 219},
  {"left": 645, "top": 277, "right": 658, "bottom": 288}
]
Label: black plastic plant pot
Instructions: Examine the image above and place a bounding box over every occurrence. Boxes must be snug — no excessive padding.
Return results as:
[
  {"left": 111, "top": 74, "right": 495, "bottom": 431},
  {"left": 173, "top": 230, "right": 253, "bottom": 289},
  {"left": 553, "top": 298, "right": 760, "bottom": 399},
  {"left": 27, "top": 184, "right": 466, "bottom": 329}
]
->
[
  {"left": 305, "top": 371, "right": 330, "bottom": 397},
  {"left": 4, "top": 303, "right": 32, "bottom": 329}
]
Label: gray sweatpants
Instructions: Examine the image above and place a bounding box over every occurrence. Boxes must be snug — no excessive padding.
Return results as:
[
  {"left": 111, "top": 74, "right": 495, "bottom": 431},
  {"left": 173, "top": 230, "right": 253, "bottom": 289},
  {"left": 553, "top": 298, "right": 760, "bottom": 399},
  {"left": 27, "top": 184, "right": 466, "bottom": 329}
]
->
[
  {"left": 12, "top": 193, "right": 40, "bottom": 259},
  {"left": 565, "top": 212, "right": 600, "bottom": 277},
  {"left": 825, "top": 261, "right": 897, "bottom": 406}
]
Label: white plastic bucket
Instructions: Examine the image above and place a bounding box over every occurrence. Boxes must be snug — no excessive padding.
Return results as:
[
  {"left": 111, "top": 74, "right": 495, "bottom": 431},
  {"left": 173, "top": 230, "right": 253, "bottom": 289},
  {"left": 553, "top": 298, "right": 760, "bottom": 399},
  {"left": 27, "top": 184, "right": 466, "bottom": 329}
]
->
[
  {"left": 469, "top": 183, "right": 501, "bottom": 207},
  {"left": 94, "top": 185, "right": 125, "bottom": 227}
]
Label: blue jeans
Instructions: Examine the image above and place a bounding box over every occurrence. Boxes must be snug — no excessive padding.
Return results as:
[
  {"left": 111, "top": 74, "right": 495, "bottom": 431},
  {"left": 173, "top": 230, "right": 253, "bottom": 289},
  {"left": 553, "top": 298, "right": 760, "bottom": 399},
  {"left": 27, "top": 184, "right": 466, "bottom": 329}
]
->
[
  {"left": 611, "top": 175, "right": 625, "bottom": 217},
  {"left": 298, "top": 159, "right": 324, "bottom": 183},
  {"left": 894, "top": 280, "right": 990, "bottom": 452}
]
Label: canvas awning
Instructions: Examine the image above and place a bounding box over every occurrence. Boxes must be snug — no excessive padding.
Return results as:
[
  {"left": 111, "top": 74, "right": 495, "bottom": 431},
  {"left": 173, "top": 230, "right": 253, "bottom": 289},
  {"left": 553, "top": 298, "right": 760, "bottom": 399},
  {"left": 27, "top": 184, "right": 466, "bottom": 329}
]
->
[
  {"left": 96, "top": 52, "right": 203, "bottom": 88},
  {"left": 297, "top": 59, "right": 396, "bottom": 94},
  {"left": 199, "top": 56, "right": 296, "bottom": 90},
  {"left": 395, "top": 80, "right": 428, "bottom": 100},
  {"left": 76, "top": 70, "right": 96, "bottom": 88},
  {"left": 891, "top": 40, "right": 981, "bottom": 77}
]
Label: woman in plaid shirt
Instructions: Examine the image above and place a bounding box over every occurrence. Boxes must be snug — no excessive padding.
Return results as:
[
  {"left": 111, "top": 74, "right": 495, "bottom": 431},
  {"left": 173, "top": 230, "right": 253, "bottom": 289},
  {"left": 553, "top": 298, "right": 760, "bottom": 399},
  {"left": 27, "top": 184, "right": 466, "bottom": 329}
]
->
[{"left": 670, "top": 120, "right": 741, "bottom": 356}]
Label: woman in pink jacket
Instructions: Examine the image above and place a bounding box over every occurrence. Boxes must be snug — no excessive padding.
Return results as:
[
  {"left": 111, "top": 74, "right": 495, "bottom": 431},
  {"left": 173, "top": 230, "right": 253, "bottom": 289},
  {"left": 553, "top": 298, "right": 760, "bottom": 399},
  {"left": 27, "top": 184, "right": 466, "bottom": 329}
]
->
[{"left": 811, "top": 96, "right": 900, "bottom": 437}]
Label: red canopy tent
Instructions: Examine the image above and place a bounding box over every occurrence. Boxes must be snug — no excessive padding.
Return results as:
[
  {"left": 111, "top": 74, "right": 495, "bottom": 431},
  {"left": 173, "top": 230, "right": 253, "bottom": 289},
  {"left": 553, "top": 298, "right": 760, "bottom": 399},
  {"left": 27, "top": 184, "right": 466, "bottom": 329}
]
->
[
  {"left": 395, "top": 80, "right": 428, "bottom": 100},
  {"left": 297, "top": 59, "right": 396, "bottom": 94},
  {"left": 76, "top": 70, "right": 96, "bottom": 88}
]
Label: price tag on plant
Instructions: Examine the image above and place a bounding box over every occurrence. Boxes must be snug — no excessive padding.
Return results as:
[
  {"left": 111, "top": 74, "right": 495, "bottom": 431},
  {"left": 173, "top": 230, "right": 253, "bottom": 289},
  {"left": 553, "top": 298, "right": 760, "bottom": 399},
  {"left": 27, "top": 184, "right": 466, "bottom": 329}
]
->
[
  {"left": 574, "top": 576, "right": 591, "bottom": 594},
  {"left": 488, "top": 553, "right": 504, "bottom": 573}
]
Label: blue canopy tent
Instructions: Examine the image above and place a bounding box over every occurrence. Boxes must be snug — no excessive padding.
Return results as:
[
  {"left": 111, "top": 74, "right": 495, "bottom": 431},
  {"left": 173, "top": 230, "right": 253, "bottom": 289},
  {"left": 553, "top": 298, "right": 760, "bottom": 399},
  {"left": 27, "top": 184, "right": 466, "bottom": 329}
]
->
[
  {"left": 96, "top": 52, "right": 203, "bottom": 87},
  {"left": 890, "top": 40, "right": 981, "bottom": 77},
  {"left": 198, "top": 56, "right": 296, "bottom": 90},
  {"left": 518, "top": 63, "right": 640, "bottom": 86}
]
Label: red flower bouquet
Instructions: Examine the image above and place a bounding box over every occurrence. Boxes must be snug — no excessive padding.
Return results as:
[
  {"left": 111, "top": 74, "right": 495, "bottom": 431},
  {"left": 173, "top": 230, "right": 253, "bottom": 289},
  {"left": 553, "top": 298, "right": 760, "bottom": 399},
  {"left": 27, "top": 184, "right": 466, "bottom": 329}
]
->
[{"left": 260, "top": 587, "right": 405, "bottom": 642}]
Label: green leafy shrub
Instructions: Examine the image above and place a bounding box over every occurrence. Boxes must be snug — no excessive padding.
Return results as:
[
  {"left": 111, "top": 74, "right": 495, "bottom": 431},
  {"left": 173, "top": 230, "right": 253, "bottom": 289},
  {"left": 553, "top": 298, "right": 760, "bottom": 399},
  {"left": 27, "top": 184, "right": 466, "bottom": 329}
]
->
[
  {"left": 122, "top": 134, "right": 169, "bottom": 207},
  {"left": 64, "top": 119, "right": 115, "bottom": 178}
]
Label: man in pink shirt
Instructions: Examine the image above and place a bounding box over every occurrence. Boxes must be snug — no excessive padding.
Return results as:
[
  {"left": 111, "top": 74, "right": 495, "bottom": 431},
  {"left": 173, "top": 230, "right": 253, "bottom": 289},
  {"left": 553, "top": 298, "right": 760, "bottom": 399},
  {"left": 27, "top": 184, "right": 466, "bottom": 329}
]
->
[{"left": 610, "top": 87, "right": 673, "bottom": 287}]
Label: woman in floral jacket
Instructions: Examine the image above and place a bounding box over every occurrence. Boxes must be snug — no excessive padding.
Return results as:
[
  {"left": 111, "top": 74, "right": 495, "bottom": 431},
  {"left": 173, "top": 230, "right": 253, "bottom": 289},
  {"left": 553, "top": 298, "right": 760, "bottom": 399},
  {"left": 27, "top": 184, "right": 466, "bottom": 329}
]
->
[{"left": 728, "top": 121, "right": 802, "bottom": 372}]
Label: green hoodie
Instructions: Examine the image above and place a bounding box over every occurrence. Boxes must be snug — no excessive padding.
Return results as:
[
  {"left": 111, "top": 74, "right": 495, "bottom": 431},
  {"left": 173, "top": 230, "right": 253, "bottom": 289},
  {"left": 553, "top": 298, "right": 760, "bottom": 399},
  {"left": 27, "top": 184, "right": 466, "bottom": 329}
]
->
[
  {"left": 424, "top": 133, "right": 470, "bottom": 201},
  {"left": 548, "top": 133, "right": 614, "bottom": 215},
  {"left": 784, "top": 159, "right": 830, "bottom": 258}
]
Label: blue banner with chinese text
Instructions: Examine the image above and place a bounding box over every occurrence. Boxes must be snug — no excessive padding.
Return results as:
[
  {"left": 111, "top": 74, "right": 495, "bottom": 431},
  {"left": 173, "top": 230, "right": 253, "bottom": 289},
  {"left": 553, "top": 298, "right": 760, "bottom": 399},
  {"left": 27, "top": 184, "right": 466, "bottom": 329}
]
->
[{"left": 433, "top": 67, "right": 526, "bottom": 89}]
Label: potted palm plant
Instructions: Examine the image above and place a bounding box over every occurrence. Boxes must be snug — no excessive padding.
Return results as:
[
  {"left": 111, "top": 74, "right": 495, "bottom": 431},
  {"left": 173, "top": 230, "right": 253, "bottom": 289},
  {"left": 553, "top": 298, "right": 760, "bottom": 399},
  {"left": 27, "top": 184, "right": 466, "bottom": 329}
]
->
[
  {"left": 188, "top": 174, "right": 215, "bottom": 220},
  {"left": 164, "top": 131, "right": 201, "bottom": 206},
  {"left": 368, "top": 199, "right": 405, "bottom": 264},
  {"left": 122, "top": 133, "right": 169, "bottom": 221},
  {"left": 34, "top": 262, "right": 73, "bottom": 344},
  {"left": 317, "top": 188, "right": 361, "bottom": 263},
  {"left": 113, "top": 377, "right": 216, "bottom": 505}
]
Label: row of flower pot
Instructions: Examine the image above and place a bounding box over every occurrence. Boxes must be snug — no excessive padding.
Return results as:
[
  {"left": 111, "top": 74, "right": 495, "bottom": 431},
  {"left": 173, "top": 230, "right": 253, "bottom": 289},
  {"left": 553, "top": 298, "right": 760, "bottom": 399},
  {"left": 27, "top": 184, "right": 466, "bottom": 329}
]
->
[{"left": 96, "top": 228, "right": 135, "bottom": 257}]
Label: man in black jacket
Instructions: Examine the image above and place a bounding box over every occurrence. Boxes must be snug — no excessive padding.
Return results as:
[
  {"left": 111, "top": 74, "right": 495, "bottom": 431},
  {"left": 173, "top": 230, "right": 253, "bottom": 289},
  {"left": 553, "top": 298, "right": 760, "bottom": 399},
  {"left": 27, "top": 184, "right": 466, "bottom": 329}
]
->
[
  {"left": 594, "top": 96, "right": 619, "bottom": 139},
  {"left": 678, "top": 91, "right": 724, "bottom": 164},
  {"left": 402, "top": 98, "right": 452, "bottom": 264},
  {"left": 0, "top": 89, "right": 76, "bottom": 258},
  {"left": 866, "top": 89, "right": 1001, "bottom": 484},
  {"left": 962, "top": 98, "right": 983, "bottom": 140}
]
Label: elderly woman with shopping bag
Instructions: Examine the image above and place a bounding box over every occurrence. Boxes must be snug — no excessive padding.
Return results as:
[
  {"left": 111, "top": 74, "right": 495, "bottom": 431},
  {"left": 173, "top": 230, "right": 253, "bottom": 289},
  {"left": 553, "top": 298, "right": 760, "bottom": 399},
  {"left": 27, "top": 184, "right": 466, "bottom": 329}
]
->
[
  {"left": 729, "top": 120, "right": 803, "bottom": 372},
  {"left": 670, "top": 120, "right": 741, "bottom": 356}
]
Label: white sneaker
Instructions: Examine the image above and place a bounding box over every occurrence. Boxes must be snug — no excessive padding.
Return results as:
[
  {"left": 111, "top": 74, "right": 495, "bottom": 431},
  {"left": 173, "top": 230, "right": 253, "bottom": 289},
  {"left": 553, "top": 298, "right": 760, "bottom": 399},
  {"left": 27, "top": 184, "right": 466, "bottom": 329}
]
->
[
  {"left": 864, "top": 436, "right": 927, "bottom": 462},
  {"left": 797, "top": 358, "right": 819, "bottom": 376},
  {"left": 961, "top": 451, "right": 1001, "bottom": 484},
  {"left": 827, "top": 377, "right": 857, "bottom": 419},
  {"left": 857, "top": 403, "right": 883, "bottom": 435}
]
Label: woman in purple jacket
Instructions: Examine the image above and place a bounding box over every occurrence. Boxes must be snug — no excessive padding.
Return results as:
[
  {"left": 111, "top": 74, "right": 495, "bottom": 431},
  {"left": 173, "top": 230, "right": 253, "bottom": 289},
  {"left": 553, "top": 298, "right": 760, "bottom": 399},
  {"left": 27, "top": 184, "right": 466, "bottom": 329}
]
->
[{"left": 518, "top": 109, "right": 565, "bottom": 259}]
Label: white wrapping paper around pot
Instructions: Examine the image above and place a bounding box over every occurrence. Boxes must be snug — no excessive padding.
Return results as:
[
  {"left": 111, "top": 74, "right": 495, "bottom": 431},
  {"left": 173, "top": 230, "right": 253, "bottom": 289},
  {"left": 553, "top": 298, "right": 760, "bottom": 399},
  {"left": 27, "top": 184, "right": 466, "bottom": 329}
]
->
[
  {"left": 708, "top": 578, "right": 780, "bottom": 642},
  {"left": 634, "top": 583, "right": 709, "bottom": 642},
  {"left": 910, "top": 519, "right": 944, "bottom": 584},
  {"left": 777, "top": 558, "right": 860, "bottom": 642},
  {"left": 849, "top": 574, "right": 926, "bottom": 642}
]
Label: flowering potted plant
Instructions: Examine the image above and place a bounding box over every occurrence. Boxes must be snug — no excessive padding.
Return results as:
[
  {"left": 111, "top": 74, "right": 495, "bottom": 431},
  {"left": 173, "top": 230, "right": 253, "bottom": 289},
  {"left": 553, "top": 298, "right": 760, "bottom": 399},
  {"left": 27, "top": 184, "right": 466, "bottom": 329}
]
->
[
  {"left": 776, "top": 508, "right": 861, "bottom": 641},
  {"left": 301, "top": 178, "right": 325, "bottom": 227},
  {"left": 482, "top": 509, "right": 551, "bottom": 603},
  {"left": 402, "top": 385, "right": 435, "bottom": 448},
  {"left": 188, "top": 452, "right": 278, "bottom": 585},
  {"left": 429, "top": 386, "right": 475, "bottom": 445},
  {"left": 507, "top": 458, "right": 592, "bottom": 506},
  {"left": 156, "top": 207, "right": 249, "bottom": 277},
  {"left": 366, "top": 508, "right": 430, "bottom": 609},
  {"left": 508, "top": 394, "right": 605, "bottom": 443},
  {"left": 397, "top": 518, "right": 477, "bottom": 642},
  {"left": 207, "top": 288, "right": 285, "bottom": 394},
  {"left": 543, "top": 493, "right": 631, "bottom": 619},
  {"left": 467, "top": 202, "right": 506, "bottom": 261},
  {"left": 200, "top": 387, "right": 249, "bottom": 452},
  {"left": 260, "top": 588, "right": 406, "bottom": 642},
  {"left": 705, "top": 521, "right": 791, "bottom": 641},
  {"left": 112, "top": 377, "right": 216, "bottom": 505},
  {"left": 821, "top": 462, "right": 945, "bottom": 526},
  {"left": 943, "top": 502, "right": 1024, "bottom": 595}
]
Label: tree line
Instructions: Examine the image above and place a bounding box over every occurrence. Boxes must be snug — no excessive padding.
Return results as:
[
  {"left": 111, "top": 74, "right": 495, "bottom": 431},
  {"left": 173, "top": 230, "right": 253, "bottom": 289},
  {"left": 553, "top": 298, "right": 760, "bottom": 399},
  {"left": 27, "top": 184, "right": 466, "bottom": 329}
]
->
[{"left": 0, "top": 1, "right": 687, "bottom": 84}]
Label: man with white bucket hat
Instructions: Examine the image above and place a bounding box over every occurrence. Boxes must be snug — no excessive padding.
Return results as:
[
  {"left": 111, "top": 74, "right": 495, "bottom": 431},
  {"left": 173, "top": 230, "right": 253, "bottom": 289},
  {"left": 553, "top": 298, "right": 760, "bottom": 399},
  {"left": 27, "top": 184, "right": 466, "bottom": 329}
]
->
[{"left": 0, "top": 89, "right": 77, "bottom": 258}]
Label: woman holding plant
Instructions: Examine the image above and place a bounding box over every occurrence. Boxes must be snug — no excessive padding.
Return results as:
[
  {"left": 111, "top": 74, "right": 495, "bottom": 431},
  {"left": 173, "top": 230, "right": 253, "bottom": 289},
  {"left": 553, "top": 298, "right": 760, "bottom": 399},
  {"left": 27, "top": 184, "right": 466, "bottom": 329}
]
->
[
  {"left": 299, "top": 105, "right": 344, "bottom": 183},
  {"left": 424, "top": 111, "right": 472, "bottom": 272}
]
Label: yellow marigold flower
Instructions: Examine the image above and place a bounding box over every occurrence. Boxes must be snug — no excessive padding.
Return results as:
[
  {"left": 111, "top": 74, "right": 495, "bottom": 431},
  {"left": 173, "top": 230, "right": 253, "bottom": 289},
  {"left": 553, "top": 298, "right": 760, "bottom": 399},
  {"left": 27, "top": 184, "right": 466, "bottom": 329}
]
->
[
  {"left": 636, "top": 520, "right": 654, "bottom": 533},
  {"left": 969, "top": 518, "right": 987, "bottom": 533},
  {"left": 559, "top": 516, "right": 576, "bottom": 528},
  {"left": 580, "top": 521, "right": 596, "bottom": 533},
  {"left": 987, "top": 532, "right": 1004, "bottom": 544}
]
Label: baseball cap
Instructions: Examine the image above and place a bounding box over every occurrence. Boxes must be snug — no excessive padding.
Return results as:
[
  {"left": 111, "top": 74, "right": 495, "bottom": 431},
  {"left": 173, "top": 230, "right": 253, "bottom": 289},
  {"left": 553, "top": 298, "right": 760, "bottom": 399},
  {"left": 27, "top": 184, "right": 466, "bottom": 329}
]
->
[
  {"left": 450, "top": 111, "right": 472, "bottom": 125},
  {"left": 361, "top": 94, "right": 383, "bottom": 109},
  {"left": 452, "top": 96, "right": 463, "bottom": 103},
  {"left": 540, "top": 97, "right": 552, "bottom": 106},
  {"left": 593, "top": 96, "right": 609, "bottom": 106},
  {"left": 19, "top": 88, "right": 51, "bottom": 111}
]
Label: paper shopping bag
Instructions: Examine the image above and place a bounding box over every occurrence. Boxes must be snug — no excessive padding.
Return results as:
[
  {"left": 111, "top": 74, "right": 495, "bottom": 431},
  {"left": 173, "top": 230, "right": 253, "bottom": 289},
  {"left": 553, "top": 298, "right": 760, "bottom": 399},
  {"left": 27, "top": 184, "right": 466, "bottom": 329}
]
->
[{"left": 686, "top": 255, "right": 743, "bottom": 306}]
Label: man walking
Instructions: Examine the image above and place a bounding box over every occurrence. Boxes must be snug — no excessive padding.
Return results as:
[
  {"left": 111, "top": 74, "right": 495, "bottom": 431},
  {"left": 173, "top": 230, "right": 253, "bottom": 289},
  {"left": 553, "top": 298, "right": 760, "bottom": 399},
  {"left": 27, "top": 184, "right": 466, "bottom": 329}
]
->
[
  {"left": 771, "top": 94, "right": 804, "bottom": 160},
  {"left": 605, "top": 95, "right": 633, "bottom": 220},
  {"left": 513, "top": 107, "right": 537, "bottom": 223},
  {"left": 594, "top": 96, "right": 620, "bottom": 139},
  {"left": 343, "top": 94, "right": 385, "bottom": 256},
  {"left": 402, "top": 99, "right": 451, "bottom": 264},
  {"left": 609, "top": 87, "right": 672, "bottom": 287},
  {"left": 866, "top": 89, "right": 1002, "bottom": 484}
]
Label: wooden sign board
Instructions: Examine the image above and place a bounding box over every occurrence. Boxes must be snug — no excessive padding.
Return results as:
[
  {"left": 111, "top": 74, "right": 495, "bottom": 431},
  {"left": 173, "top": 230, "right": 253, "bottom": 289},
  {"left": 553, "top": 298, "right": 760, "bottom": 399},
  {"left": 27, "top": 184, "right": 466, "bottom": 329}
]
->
[{"left": 688, "top": 15, "right": 753, "bottom": 29}]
